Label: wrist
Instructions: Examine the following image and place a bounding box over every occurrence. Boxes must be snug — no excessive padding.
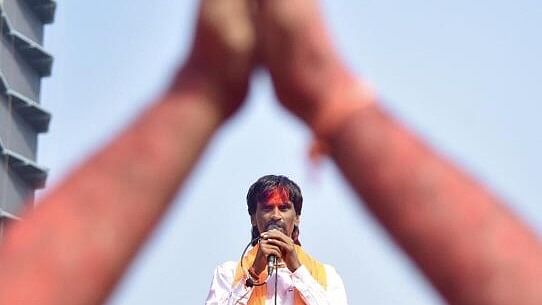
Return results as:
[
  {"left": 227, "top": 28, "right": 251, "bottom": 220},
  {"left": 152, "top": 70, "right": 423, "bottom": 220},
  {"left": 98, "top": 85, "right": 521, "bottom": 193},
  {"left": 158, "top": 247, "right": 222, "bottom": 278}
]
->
[
  {"left": 251, "top": 259, "right": 266, "bottom": 275},
  {"left": 274, "top": 59, "right": 375, "bottom": 133},
  {"left": 287, "top": 260, "right": 301, "bottom": 273},
  {"left": 309, "top": 77, "right": 377, "bottom": 141},
  {"left": 168, "top": 59, "right": 247, "bottom": 120},
  {"left": 248, "top": 266, "right": 259, "bottom": 280},
  {"left": 284, "top": 253, "right": 301, "bottom": 273}
]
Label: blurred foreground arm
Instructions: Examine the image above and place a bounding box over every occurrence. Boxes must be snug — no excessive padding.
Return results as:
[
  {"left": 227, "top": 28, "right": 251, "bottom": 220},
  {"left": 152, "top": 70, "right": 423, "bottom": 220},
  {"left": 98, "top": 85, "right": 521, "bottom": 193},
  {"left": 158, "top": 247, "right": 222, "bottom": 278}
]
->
[
  {"left": 0, "top": 1, "right": 254, "bottom": 304},
  {"left": 257, "top": 1, "right": 542, "bottom": 304}
]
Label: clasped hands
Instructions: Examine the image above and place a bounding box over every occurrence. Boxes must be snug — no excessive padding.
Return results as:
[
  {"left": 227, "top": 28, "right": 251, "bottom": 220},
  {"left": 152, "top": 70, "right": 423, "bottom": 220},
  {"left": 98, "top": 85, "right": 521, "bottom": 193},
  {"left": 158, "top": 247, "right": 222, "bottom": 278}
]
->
[
  {"left": 252, "top": 229, "right": 300, "bottom": 275},
  {"left": 173, "top": 0, "right": 374, "bottom": 139},
  {"left": 173, "top": 0, "right": 375, "bottom": 277},
  {"left": 175, "top": 0, "right": 372, "bottom": 276}
]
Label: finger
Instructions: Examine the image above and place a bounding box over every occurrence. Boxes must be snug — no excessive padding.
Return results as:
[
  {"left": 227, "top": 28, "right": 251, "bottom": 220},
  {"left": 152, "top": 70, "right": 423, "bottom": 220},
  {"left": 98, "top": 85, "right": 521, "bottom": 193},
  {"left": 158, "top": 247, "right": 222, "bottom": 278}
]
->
[
  {"left": 262, "top": 230, "right": 292, "bottom": 243},
  {"left": 262, "top": 233, "right": 294, "bottom": 251},
  {"left": 265, "top": 238, "right": 292, "bottom": 252},
  {"left": 199, "top": 0, "right": 255, "bottom": 54},
  {"left": 260, "top": 238, "right": 283, "bottom": 249},
  {"left": 260, "top": 243, "right": 282, "bottom": 258},
  {"left": 260, "top": 241, "right": 281, "bottom": 256},
  {"left": 261, "top": 229, "right": 285, "bottom": 238}
]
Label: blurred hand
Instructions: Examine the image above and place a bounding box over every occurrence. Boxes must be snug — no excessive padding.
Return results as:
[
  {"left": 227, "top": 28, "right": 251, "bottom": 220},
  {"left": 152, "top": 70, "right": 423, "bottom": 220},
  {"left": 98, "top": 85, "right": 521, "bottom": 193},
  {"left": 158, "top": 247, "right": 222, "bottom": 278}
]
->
[
  {"left": 255, "top": 0, "right": 373, "bottom": 136},
  {"left": 174, "top": 0, "right": 256, "bottom": 118}
]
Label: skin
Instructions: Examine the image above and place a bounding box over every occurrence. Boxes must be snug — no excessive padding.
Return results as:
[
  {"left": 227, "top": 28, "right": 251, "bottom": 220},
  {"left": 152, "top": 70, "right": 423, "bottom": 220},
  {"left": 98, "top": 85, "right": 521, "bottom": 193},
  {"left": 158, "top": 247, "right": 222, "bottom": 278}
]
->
[
  {"left": 256, "top": 0, "right": 362, "bottom": 129},
  {"left": 0, "top": 0, "right": 540, "bottom": 304},
  {"left": 250, "top": 190, "right": 301, "bottom": 273},
  {"left": 257, "top": 1, "right": 542, "bottom": 305},
  {"left": 0, "top": 0, "right": 255, "bottom": 304}
]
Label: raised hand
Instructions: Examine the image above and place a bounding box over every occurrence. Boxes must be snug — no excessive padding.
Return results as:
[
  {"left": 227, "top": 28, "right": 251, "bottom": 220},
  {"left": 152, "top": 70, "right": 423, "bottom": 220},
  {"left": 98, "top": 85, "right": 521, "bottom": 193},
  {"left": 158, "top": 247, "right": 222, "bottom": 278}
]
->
[
  {"left": 256, "top": 2, "right": 542, "bottom": 305},
  {"left": 255, "top": 0, "right": 374, "bottom": 137},
  {"left": 0, "top": 1, "right": 257, "bottom": 305},
  {"left": 175, "top": 0, "right": 256, "bottom": 118}
]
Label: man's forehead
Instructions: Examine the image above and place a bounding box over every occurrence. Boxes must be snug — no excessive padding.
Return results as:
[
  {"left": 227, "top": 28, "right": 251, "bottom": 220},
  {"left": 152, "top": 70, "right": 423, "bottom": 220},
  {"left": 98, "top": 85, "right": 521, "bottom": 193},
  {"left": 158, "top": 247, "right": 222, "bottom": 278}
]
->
[{"left": 260, "top": 187, "right": 290, "bottom": 204}]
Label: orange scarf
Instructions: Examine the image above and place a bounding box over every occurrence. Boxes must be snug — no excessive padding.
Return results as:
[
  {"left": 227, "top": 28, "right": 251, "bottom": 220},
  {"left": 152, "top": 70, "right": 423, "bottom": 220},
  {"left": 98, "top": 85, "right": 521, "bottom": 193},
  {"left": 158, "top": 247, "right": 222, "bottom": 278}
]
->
[{"left": 233, "top": 245, "right": 327, "bottom": 305}]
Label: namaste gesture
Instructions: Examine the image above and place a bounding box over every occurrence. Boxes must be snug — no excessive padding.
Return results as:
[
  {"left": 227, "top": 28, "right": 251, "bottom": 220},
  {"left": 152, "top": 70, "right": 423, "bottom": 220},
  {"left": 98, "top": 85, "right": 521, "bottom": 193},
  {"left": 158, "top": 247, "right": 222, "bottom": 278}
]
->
[{"left": 0, "top": 1, "right": 540, "bottom": 305}]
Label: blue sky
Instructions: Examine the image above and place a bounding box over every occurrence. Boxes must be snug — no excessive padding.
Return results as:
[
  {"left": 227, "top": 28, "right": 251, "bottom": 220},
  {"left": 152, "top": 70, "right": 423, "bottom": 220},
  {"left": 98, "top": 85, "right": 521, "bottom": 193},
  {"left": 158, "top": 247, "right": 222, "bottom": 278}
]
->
[{"left": 39, "top": 1, "right": 541, "bottom": 304}]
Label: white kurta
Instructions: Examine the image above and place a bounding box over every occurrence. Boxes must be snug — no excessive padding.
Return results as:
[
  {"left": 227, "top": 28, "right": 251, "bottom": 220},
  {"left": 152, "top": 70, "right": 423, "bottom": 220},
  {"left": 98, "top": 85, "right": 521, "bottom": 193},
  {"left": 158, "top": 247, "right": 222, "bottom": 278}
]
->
[{"left": 205, "top": 261, "right": 348, "bottom": 305}]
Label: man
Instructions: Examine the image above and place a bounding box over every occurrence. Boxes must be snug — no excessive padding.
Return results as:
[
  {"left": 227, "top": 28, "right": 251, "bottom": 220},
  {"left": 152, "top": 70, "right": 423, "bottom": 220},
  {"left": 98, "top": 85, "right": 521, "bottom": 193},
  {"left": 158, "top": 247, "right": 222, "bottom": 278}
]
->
[
  {"left": 0, "top": 0, "right": 540, "bottom": 304},
  {"left": 205, "top": 175, "right": 347, "bottom": 305}
]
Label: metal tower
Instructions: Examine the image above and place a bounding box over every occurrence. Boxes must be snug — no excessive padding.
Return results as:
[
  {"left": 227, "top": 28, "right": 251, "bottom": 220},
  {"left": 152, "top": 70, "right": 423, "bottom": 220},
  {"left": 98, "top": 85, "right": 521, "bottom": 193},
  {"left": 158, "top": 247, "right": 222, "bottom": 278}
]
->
[{"left": 0, "top": 0, "right": 55, "bottom": 239}]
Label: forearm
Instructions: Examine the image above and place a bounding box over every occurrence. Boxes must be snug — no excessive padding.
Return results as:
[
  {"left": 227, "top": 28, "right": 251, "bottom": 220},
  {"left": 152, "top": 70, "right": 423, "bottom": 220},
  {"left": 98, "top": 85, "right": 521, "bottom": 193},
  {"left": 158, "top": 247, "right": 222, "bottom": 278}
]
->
[
  {"left": 325, "top": 95, "right": 542, "bottom": 305},
  {"left": 0, "top": 66, "right": 228, "bottom": 305}
]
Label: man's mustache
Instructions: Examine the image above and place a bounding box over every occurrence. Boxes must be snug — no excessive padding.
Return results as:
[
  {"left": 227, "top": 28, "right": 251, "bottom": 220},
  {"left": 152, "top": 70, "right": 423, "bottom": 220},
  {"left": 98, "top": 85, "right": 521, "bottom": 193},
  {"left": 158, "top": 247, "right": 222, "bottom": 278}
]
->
[{"left": 265, "top": 222, "right": 286, "bottom": 232}]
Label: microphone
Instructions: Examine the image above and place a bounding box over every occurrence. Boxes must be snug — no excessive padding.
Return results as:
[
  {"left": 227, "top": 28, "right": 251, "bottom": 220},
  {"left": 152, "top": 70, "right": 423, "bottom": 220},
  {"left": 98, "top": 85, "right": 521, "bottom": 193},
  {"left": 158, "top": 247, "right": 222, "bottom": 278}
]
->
[{"left": 265, "top": 223, "right": 281, "bottom": 275}]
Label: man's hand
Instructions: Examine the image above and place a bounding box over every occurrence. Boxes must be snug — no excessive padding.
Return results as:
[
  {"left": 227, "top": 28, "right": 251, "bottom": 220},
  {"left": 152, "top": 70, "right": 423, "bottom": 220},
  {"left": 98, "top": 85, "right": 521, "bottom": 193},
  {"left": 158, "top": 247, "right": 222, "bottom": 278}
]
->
[
  {"left": 174, "top": 0, "right": 256, "bottom": 118},
  {"left": 252, "top": 229, "right": 301, "bottom": 274}
]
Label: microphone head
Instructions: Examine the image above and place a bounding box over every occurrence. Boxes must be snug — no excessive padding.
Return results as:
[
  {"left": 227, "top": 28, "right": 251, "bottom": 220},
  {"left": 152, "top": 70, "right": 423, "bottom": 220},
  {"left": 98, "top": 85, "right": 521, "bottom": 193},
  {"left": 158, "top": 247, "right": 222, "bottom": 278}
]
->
[{"left": 265, "top": 222, "right": 283, "bottom": 233}]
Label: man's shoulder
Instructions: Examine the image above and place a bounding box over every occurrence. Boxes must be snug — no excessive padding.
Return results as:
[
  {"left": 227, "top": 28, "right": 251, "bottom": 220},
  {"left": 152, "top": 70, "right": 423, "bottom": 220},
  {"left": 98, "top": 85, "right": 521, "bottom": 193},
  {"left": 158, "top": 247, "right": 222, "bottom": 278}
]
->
[
  {"left": 321, "top": 263, "right": 346, "bottom": 284},
  {"left": 300, "top": 248, "right": 340, "bottom": 276},
  {"left": 208, "top": 261, "right": 240, "bottom": 283},
  {"left": 212, "top": 261, "right": 238, "bottom": 275},
  {"left": 322, "top": 263, "right": 339, "bottom": 274},
  {"left": 216, "top": 260, "right": 238, "bottom": 269}
]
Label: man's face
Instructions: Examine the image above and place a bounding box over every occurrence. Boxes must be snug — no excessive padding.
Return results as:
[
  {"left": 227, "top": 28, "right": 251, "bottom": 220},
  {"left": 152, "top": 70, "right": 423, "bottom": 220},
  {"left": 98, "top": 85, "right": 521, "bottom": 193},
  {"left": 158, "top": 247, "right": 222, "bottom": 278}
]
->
[{"left": 251, "top": 188, "right": 299, "bottom": 237}]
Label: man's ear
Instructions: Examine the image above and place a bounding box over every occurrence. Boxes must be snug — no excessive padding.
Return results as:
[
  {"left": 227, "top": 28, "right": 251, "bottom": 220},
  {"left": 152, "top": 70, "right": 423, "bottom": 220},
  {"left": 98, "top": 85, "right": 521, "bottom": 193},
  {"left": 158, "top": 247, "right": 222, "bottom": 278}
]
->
[
  {"left": 250, "top": 214, "right": 256, "bottom": 226},
  {"left": 295, "top": 215, "right": 300, "bottom": 226}
]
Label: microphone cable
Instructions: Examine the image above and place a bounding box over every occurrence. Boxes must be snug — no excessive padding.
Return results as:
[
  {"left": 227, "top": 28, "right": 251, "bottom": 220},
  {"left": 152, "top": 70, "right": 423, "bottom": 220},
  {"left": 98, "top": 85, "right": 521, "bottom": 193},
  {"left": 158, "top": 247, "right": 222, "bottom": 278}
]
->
[{"left": 274, "top": 267, "right": 278, "bottom": 305}]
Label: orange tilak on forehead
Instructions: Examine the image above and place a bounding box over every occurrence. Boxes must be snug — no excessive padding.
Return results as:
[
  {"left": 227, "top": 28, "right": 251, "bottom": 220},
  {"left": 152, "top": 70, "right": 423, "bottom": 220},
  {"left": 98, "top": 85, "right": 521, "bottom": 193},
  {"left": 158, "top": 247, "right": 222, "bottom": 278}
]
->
[{"left": 263, "top": 188, "right": 290, "bottom": 206}]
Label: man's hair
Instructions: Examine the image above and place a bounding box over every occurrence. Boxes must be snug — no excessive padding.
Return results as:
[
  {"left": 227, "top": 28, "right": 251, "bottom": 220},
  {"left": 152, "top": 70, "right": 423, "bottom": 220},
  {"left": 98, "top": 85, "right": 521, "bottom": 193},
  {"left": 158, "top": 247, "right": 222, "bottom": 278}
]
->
[
  {"left": 246, "top": 175, "right": 303, "bottom": 245},
  {"left": 246, "top": 175, "right": 303, "bottom": 216}
]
